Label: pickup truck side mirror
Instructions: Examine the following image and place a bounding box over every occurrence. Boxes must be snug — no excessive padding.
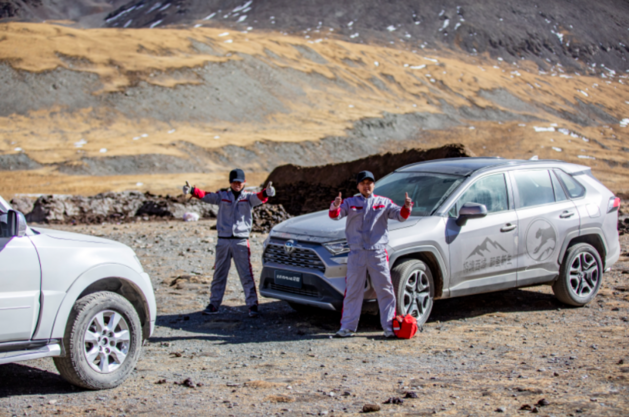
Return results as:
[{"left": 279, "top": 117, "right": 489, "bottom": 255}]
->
[
  {"left": 7, "top": 210, "right": 27, "bottom": 237},
  {"left": 456, "top": 202, "right": 488, "bottom": 226}
]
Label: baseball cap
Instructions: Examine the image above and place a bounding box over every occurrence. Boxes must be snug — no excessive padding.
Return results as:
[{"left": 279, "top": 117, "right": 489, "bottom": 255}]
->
[
  {"left": 356, "top": 170, "right": 375, "bottom": 183},
  {"left": 229, "top": 168, "right": 246, "bottom": 183}
]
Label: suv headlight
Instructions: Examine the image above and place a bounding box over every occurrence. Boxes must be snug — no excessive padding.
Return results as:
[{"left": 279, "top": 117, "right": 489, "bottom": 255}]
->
[{"left": 323, "top": 240, "right": 350, "bottom": 255}]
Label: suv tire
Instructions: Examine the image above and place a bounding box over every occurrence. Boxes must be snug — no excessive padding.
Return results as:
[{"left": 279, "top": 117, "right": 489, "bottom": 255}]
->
[
  {"left": 552, "top": 243, "right": 603, "bottom": 307},
  {"left": 391, "top": 259, "right": 434, "bottom": 326},
  {"left": 54, "top": 291, "right": 143, "bottom": 390}
]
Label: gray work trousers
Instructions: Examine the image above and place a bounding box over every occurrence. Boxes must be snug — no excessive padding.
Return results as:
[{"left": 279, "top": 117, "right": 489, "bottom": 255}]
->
[
  {"left": 340, "top": 248, "right": 396, "bottom": 332},
  {"left": 210, "top": 238, "right": 258, "bottom": 308}
]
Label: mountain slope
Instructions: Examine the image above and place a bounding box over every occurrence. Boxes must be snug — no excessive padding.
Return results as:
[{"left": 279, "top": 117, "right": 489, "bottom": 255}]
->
[{"left": 102, "top": 0, "right": 629, "bottom": 72}]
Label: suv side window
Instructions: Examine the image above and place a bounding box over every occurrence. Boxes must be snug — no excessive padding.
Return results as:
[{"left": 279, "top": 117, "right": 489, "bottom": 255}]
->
[
  {"left": 550, "top": 171, "right": 568, "bottom": 202},
  {"left": 512, "top": 170, "right": 555, "bottom": 208},
  {"left": 554, "top": 169, "right": 586, "bottom": 198},
  {"left": 0, "top": 211, "right": 8, "bottom": 238},
  {"left": 455, "top": 173, "right": 509, "bottom": 214}
]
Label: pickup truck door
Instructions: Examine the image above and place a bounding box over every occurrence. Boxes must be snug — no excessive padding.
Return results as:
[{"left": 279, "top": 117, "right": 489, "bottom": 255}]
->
[{"left": 0, "top": 213, "right": 41, "bottom": 342}]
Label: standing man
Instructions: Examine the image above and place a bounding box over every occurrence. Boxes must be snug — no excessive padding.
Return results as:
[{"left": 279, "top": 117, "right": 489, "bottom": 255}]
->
[
  {"left": 329, "top": 171, "right": 412, "bottom": 337},
  {"left": 183, "top": 169, "right": 275, "bottom": 318}
]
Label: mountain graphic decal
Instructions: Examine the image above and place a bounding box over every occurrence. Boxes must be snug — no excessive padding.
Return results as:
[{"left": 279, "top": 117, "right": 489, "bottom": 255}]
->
[{"left": 466, "top": 237, "right": 508, "bottom": 259}]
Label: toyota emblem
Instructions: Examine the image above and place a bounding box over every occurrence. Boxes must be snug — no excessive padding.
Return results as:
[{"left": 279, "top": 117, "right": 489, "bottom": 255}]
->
[{"left": 284, "top": 239, "right": 296, "bottom": 255}]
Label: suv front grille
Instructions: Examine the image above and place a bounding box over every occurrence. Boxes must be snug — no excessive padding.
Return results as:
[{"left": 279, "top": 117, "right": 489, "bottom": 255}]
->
[
  {"left": 267, "top": 283, "right": 320, "bottom": 298},
  {"left": 263, "top": 244, "right": 326, "bottom": 272}
]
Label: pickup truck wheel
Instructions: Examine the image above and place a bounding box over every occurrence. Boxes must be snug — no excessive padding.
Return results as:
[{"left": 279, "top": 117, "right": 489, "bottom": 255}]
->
[
  {"left": 552, "top": 243, "right": 603, "bottom": 307},
  {"left": 53, "top": 291, "right": 143, "bottom": 390},
  {"left": 391, "top": 259, "right": 434, "bottom": 326}
]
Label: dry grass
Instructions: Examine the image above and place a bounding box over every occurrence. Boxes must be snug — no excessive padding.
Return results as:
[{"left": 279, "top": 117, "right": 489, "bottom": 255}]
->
[
  {"left": 245, "top": 380, "right": 285, "bottom": 389},
  {"left": 264, "top": 394, "right": 295, "bottom": 403}
]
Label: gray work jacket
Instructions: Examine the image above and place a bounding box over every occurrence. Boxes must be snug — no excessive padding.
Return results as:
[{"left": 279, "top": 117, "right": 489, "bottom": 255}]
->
[{"left": 330, "top": 194, "right": 407, "bottom": 250}]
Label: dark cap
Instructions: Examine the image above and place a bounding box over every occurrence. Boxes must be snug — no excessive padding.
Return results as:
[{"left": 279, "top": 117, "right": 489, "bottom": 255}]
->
[
  {"left": 356, "top": 170, "right": 375, "bottom": 183},
  {"left": 229, "top": 168, "right": 246, "bottom": 183}
]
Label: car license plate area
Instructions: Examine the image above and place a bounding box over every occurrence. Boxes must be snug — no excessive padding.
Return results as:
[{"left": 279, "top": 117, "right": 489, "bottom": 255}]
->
[{"left": 274, "top": 271, "right": 302, "bottom": 288}]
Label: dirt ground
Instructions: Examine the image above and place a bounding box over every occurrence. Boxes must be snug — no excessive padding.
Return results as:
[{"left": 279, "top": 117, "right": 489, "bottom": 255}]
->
[{"left": 0, "top": 219, "right": 627, "bottom": 416}]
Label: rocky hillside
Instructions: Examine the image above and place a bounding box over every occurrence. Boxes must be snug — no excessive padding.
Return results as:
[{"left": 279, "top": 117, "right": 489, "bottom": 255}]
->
[
  {"left": 0, "top": 1, "right": 628, "bottom": 199},
  {"left": 101, "top": 0, "right": 629, "bottom": 72}
]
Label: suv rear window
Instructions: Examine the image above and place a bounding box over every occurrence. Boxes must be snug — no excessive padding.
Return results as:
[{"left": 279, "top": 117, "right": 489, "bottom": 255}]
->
[{"left": 554, "top": 170, "right": 586, "bottom": 198}]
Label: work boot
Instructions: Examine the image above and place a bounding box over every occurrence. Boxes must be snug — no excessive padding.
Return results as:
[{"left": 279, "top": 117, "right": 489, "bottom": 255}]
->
[
  {"left": 383, "top": 330, "right": 396, "bottom": 339},
  {"left": 248, "top": 304, "right": 259, "bottom": 318},
  {"left": 202, "top": 303, "right": 219, "bottom": 315},
  {"left": 334, "top": 329, "right": 355, "bottom": 338}
]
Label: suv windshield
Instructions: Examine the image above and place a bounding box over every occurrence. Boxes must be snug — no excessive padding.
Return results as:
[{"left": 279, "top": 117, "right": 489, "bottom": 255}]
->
[{"left": 375, "top": 172, "right": 464, "bottom": 216}]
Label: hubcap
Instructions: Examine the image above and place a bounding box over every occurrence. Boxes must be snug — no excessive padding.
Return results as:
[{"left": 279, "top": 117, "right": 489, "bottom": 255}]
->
[
  {"left": 83, "top": 310, "right": 130, "bottom": 374},
  {"left": 568, "top": 252, "right": 600, "bottom": 298},
  {"left": 402, "top": 269, "right": 432, "bottom": 322}
]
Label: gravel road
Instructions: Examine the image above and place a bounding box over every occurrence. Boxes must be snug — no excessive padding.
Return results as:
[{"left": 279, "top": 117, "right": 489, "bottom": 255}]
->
[{"left": 1, "top": 219, "right": 628, "bottom": 416}]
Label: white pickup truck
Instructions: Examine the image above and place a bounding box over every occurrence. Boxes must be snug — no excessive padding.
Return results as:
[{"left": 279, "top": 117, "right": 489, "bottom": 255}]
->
[{"left": 0, "top": 196, "right": 156, "bottom": 390}]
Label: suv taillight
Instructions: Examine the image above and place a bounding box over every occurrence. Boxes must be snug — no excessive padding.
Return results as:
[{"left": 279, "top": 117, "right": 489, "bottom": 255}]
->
[{"left": 607, "top": 196, "right": 620, "bottom": 213}]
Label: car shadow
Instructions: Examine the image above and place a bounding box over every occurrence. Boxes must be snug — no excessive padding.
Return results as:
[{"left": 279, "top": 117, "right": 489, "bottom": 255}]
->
[
  {"left": 154, "top": 287, "right": 564, "bottom": 345},
  {"left": 0, "top": 363, "right": 76, "bottom": 398},
  {"left": 429, "top": 287, "right": 564, "bottom": 323}
]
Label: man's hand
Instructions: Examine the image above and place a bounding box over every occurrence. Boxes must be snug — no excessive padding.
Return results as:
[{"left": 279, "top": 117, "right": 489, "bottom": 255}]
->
[
  {"left": 182, "top": 181, "right": 192, "bottom": 195},
  {"left": 333, "top": 192, "right": 342, "bottom": 209},
  {"left": 404, "top": 192, "right": 413, "bottom": 209},
  {"left": 266, "top": 181, "right": 276, "bottom": 197}
]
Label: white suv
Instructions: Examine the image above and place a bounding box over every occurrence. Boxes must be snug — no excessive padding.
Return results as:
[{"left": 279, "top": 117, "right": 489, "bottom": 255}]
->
[{"left": 0, "top": 196, "right": 156, "bottom": 390}]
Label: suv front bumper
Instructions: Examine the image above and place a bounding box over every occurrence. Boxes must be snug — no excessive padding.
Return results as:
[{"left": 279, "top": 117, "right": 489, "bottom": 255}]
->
[{"left": 260, "top": 266, "right": 344, "bottom": 311}]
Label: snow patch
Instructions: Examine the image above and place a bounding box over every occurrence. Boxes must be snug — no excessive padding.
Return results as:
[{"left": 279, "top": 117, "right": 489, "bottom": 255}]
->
[
  {"left": 620, "top": 118, "right": 629, "bottom": 127},
  {"left": 146, "top": 3, "right": 162, "bottom": 14},
  {"left": 387, "top": 25, "right": 396, "bottom": 32},
  {"left": 203, "top": 12, "right": 216, "bottom": 20},
  {"left": 577, "top": 155, "right": 596, "bottom": 160},
  {"left": 237, "top": 15, "right": 247, "bottom": 23},
  {"left": 150, "top": 20, "right": 162, "bottom": 28},
  {"left": 409, "top": 65, "right": 426, "bottom": 70},
  {"left": 100, "top": 148, "right": 107, "bottom": 153},
  {"left": 534, "top": 126, "right": 555, "bottom": 132},
  {"left": 552, "top": 147, "right": 563, "bottom": 152}
]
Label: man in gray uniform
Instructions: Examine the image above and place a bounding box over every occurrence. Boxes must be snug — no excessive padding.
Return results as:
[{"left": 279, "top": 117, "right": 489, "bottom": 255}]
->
[
  {"left": 329, "top": 171, "right": 412, "bottom": 337},
  {"left": 183, "top": 169, "right": 275, "bottom": 317}
]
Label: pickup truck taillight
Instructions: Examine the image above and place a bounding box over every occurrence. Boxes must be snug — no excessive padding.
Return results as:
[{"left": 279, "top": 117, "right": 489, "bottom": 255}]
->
[{"left": 608, "top": 196, "right": 620, "bottom": 213}]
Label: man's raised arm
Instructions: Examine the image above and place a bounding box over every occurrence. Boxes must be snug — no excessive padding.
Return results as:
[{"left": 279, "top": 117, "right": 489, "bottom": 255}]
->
[{"left": 329, "top": 192, "right": 347, "bottom": 220}]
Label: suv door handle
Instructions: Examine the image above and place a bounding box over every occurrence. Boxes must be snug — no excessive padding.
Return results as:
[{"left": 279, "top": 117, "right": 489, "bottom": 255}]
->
[
  {"left": 500, "top": 223, "right": 517, "bottom": 232},
  {"left": 559, "top": 211, "right": 575, "bottom": 219}
]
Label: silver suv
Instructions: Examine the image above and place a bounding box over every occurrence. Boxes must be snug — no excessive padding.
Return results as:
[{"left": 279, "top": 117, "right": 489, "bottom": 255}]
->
[
  {"left": 0, "top": 196, "right": 156, "bottom": 390},
  {"left": 260, "top": 158, "right": 620, "bottom": 325}
]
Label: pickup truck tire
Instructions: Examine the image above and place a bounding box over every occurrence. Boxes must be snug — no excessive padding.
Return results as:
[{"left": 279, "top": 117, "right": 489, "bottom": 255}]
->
[
  {"left": 54, "top": 291, "right": 143, "bottom": 390},
  {"left": 552, "top": 243, "right": 603, "bottom": 307},
  {"left": 391, "top": 259, "right": 434, "bottom": 326}
]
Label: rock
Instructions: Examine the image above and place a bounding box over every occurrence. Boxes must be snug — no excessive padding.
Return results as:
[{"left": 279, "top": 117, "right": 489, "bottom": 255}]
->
[
  {"left": 520, "top": 404, "right": 532, "bottom": 410},
  {"left": 495, "top": 406, "right": 506, "bottom": 412},
  {"left": 362, "top": 404, "right": 381, "bottom": 413},
  {"left": 155, "top": 379, "right": 167, "bottom": 384},
  {"left": 404, "top": 392, "right": 419, "bottom": 399},
  {"left": 383, "top": 397, "right": 403, "bottom": 404},
  {"left": 173, "top": 378, "right": 197, "bottom": 388},
  {"left": 536, "top": 398, "right": 549, "bottom": 407}
]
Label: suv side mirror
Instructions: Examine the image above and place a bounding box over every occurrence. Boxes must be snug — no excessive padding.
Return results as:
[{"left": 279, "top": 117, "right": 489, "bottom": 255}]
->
[
  {"left": 456, "top": 202, "right": 488, "bottom": 226},
  {"left": 7, "top": 210, "right": 27, "bottom": 237}
]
